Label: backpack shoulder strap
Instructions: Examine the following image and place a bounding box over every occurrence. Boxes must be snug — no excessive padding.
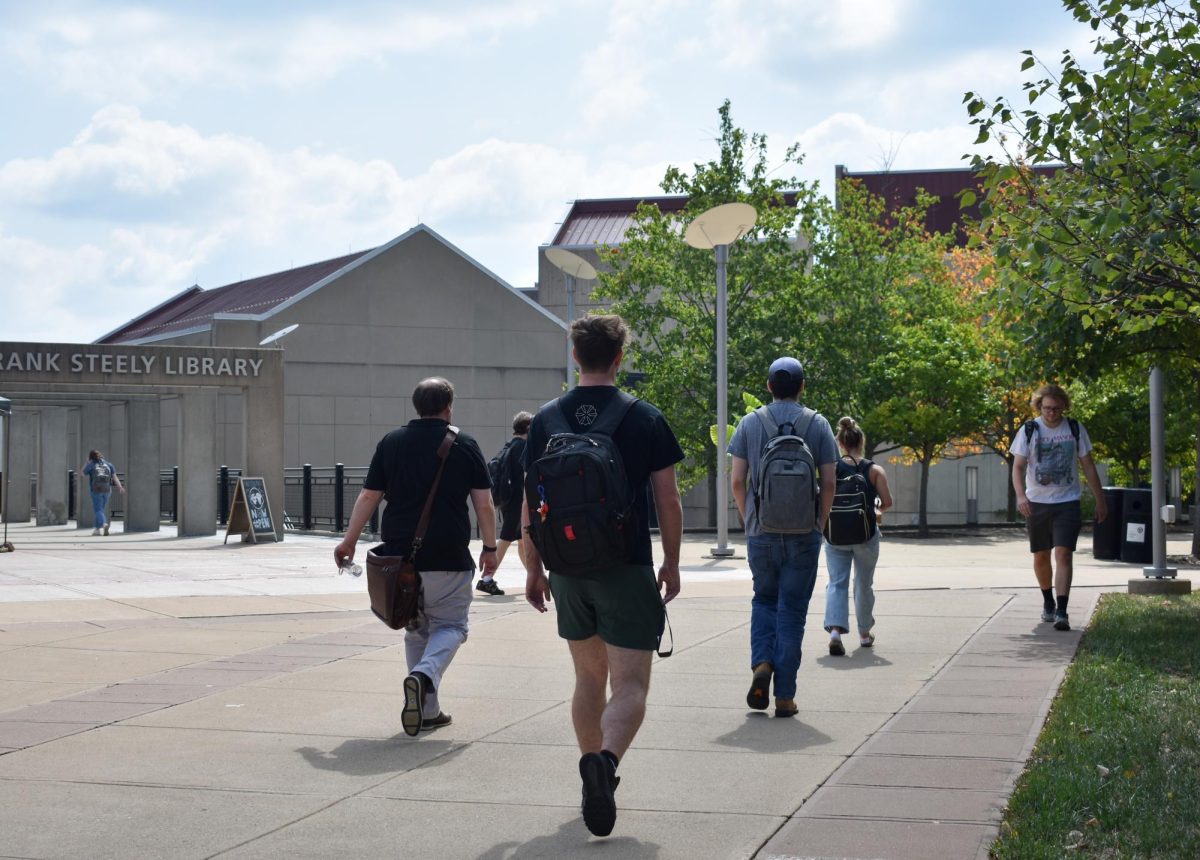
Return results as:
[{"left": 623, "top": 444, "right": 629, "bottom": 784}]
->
[
  {"left": 797, "top": 407, "right": 817, "bottom": 441},
  {"left": 539, "top": 398, "right": 572, "bottom": 437},
  {"left": 1023, "top": 420, "right": 1038, "bottom": 445},
  {"left": 754, "top": 405, "right": 780, "bottom": 438},
  {"left": 588, "top": 390, "right": 638, "bottom": 437},
  {"left": 1068, "top": 418, "right": 1080, "bottom": 442}
]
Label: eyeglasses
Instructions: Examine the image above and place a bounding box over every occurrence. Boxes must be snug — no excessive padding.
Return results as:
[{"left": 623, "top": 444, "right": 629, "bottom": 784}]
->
[{"left": 1041, "top": 405, "right": 1063, "bottom": 414}]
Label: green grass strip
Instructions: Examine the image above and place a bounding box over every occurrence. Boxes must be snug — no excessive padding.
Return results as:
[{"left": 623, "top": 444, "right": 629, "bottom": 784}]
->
[{"left": 991, "top": 592, "right": 1200, "bottom": 858}]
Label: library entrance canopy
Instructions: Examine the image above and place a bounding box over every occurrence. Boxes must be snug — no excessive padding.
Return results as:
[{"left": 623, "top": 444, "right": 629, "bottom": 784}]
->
[{"left": 0, "top": 341, "right": 284, "bottom": 540}]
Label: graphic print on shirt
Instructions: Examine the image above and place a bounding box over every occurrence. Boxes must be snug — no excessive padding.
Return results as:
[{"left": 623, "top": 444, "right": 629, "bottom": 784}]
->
[
  {"left": 575, "top": 404, "right": 598, "bottom": 426},
  {"left": 1035, "top": 437, "right": 1076, "bottom": 487}
]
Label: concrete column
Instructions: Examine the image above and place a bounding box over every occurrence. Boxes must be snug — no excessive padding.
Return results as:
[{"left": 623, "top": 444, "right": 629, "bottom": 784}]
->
[
  {"left": 36, "top": 407, "right": 69, "bottom": 525},
  {"left": 3, "top": 411, "right": 36, "bottom": 524},
  {"left": 76, "top": 405, "right": 111, "bottom": 530},
  {"left": 177, "top": 391, "right": 218, "bottom": 537},
  {"left": 244, "top": 379, "right": 286, "bottom": 541},
  {"left": 125, "top": 399, "right": 161, "bottom": 532}
]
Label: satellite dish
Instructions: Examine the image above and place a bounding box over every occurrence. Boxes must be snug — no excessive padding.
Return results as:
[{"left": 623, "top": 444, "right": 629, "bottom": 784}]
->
[
  {"left": 684, "top": 202, "right": 757, "bottom": 249},
  {"left": 259, "top": 323, "right": 299, "bottom": 347},
  {"left": 545, "top": 247, "right": 597, "bottom": 280}
]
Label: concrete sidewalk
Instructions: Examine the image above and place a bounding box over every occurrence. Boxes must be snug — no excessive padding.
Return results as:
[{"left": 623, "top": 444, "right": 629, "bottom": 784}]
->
[{"left": 0, "top": 522, "right": 1189, "bottom": 859}]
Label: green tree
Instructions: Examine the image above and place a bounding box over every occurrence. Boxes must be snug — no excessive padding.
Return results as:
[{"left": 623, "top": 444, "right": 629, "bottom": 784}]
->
[
  {"left": 593, "top": 101, "right": 820, "bottom": 510},
  {"left": 965, "top": 0, "right": 1200, "bottom": 551}
]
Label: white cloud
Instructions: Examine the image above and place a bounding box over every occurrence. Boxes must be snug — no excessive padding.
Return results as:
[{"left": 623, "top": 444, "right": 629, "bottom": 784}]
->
[
  {"left": 4, "top": 3, "right": 555, "bottom": 102},
  {"left": 707, "top": 0, "right": 912, "bottom": 68},
  {"left": 0, "top": 106, "right": 664, "bottom": 340}
]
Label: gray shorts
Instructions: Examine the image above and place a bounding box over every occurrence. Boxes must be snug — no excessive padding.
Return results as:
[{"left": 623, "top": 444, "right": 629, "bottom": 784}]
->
[{"left": 1027, "top": 500, "right": 1082, "bottom": 553}]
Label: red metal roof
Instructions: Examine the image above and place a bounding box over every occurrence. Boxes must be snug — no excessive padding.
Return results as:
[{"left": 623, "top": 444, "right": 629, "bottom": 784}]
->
[
  {"left": 550, "top": 193, "right": 804, "bottom": 247},
  {"left": 550, "top": 196, "right": 690, "bottom": 247},
  {"left": 835, "top": 165, "right": 1059, "bottom": 245},
  {"left": 100, "top": 250, "right": 372, "bottom": 343}
]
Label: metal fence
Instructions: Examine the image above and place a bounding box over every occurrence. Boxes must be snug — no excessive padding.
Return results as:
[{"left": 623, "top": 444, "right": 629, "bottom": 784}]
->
[{"left": 4, "top": 464, "right": 373, "bottom": 533}]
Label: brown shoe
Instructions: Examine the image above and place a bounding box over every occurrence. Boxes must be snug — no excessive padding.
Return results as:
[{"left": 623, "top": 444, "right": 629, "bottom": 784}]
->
[
  {"left": 746, "top": 662, "right": 772, "bottom": 710},
  {"left": 774, "top": 698, "right": 798, "bottom": 718}
]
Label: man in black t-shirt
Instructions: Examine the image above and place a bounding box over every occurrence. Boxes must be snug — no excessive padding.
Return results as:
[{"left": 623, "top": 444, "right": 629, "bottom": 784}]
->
[
  {"left": 335, "top": 377, "right": 497, "bottom": 738},
  {"left": 522, "top": 315, "right": 684, "bottom": 838},
  {"left": 480, "top": 410, "right": 533, "bottom": 596}
]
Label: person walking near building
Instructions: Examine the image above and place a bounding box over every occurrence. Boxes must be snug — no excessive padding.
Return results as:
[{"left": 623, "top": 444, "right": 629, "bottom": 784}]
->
[
  {"left": 81, "top": 449, "right": 124, "bottom": 536},
  {"left": 480, "top": 411, "right": 533, "bottom": 595},
  {"left": 522, "top": 315, "right": 683, "bottom": 838},
  {"left": 729, "top": 357, "right": 837, "bottom": 718},
  {"left": 334, "top": 377, "right": 498, "bottom": 736},
  {"left": 822, "top": 417, "right": 893, "bottom": 655},
  {"left": 1011, "top": 383, "right": 1107, "bottom": 631}
]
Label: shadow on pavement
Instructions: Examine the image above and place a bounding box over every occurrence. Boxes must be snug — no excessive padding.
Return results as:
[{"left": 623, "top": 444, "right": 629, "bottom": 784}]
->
[
  {"left": 716, "top": 713, "right": 834, "bottom": 753},
  {"left": 813, "top": 650, "right": 894, "bottom": 670},
  {"left": 297, "top": 737, "right": 457, "bottom": 775},
  {"left": 476, "top": 818, "right": 660, "bottom": 859}
]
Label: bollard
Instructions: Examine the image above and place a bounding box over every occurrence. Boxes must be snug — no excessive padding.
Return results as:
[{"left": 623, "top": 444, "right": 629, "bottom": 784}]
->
[
  {"left": 218, "top": 465, "right": 229, "bottom": 525},
  {"left": 334, "top": 463, "right": 345, "bottom": 532},
  {"left": 302, "top": 464, "right": 313, "bottom": 531}
]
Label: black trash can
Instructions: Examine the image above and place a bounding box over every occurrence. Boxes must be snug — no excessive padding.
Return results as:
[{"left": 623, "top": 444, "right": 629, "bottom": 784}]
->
[
  {"left": 1093, "top": 487, "right": 1126, "bottom": 560},
  {"left": 1120, "top": 488, "right": 1153, "bottom": 564}
]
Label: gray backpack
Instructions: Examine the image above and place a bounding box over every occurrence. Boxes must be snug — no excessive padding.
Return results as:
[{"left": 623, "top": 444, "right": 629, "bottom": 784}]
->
[{"left": 753, "top": 406, "right": 819, "bottom": 534}]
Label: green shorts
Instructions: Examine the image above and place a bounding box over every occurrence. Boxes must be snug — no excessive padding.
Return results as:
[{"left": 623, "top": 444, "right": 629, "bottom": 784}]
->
[{"left": 549, "top": 564, "right": 665, "bottom": 651}]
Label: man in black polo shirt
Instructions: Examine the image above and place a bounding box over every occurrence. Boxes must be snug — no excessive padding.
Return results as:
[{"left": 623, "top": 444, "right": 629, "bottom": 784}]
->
[
  {"left": 335, "top": 377, "right": 497, "bottom": 737},
  {"left": 522, "top": 315, "right": 684, "bottom": 838}
]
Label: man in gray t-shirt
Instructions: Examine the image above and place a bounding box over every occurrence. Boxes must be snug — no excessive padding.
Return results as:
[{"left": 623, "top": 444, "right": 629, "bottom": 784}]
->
[{"left": 728, "top": 357, "right": 837, "bottom": 719}]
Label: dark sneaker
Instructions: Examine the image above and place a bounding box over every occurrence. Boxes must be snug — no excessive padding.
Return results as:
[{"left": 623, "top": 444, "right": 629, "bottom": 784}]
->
[
  {"left": 774, "top": 697, "right": 798, "bottom": 718},
  {"left": 829, "top": 637, "right": 846, "bottom": 657},
  {"left": 746, "top": 663, "right": 772, "bottom": 710},
  {"left": 1053, "top": 613, "right": 1071, "bottom": 631},
  {"left": 401, "top": 673, "right": 425, "bottom": 737},
  {"left": 422, "top": 711, "right": 452, "bottom": 731},
  {"left": 475, "top": 578, "right": 505, "bottom": 596},
  {"left": 579, "top": 752, "right": 619, "bottom": 837},
  {"left": 103, "top": 522, "right": 110, "bottom": 536},
  {"left": 1041, "top": 608, "right": 1055, "bottom": 623}
]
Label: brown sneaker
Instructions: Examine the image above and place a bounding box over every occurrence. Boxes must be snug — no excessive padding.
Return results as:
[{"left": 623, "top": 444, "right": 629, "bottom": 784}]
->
[
  {"left": 774, "top": 697, "right": 798, "bottom": 718},
  {"left": 746, "top": 662, "right": 772, "bottom": 710}
]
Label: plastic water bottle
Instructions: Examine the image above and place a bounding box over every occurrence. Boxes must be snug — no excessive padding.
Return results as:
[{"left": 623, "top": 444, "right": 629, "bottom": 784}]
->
[{"left": 338, "top": 559, "right": 363, "bottom": 577}]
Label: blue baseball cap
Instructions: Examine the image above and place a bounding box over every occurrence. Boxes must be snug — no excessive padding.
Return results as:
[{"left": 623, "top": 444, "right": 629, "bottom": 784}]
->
[{"left": 768, "top": 356, "right": 804, "bottom": 383}]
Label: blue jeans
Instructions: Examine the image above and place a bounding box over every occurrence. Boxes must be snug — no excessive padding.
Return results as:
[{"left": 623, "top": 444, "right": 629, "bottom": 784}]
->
[
  {"left": 747, "top": 530, "right": 823, "bottom": 699},
  {"left": 823, "top": 531, "right": 880, "bottom": 635},
  {"left": 90, "top": 490, "right": 111, "bottom": 528}
]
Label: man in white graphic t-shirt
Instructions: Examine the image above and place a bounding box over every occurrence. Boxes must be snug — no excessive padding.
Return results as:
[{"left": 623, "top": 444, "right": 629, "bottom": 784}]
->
[{"left": 1010, "top": 384, "right": 1108, "bottom": 632}]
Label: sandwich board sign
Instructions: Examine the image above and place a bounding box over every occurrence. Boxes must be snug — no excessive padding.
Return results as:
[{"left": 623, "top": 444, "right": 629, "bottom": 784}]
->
[{"left": 224, "top": 476, "right": 277, "bottom": 543}]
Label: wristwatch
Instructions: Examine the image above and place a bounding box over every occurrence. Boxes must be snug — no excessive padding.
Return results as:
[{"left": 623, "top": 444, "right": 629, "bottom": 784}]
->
[{"left": 482, "top": 544, "right": 497, "bottom": 552}]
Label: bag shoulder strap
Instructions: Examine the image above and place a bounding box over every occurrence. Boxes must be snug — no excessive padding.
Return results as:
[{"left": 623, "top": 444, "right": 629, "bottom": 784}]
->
[
  {"left": 1068, "top": 417, "right": 1080, "bottom": 442},
  {"left": 797, "top": 407, "right": 817, "bottom": 442},
  {"left": 754, "top": 405, "right": 779, "bottom": 438},
  {"left": 411, "top": 426, "right": 458, "bottom": 552}
]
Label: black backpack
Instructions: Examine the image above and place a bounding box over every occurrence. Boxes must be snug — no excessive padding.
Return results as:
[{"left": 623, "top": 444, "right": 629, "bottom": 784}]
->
[
  {"left": 1023, "top": 418, "right": 1080, "bottom": 448},
  {"left": 488, "top": 439, "right": 520, "bottom": 507},
  {"left": 525, "top": 391, "right": 638, "bottom": 575},
  {"left": 824, "top": 458, "right": 877, "bottom": 546},
  {"left": 90, "top": 461, "right": 112, "bottom": 493}
]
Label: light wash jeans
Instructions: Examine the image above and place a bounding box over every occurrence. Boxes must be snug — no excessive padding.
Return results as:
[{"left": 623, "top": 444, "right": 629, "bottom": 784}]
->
[
  {"left": 823, "top": 530, "right": 881, "bottom": 635},
  {"left": 405, "top": 569, "right": 473, "bottom": 716},
  {"left": 90, "top": 490, "right": 111, "bottom": 528},
  {"left": 746, "top": 529, "right": 824, "bottom": 699}
]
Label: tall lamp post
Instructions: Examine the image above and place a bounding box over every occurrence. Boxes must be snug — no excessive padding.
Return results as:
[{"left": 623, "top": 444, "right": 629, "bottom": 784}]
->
[
  {"left": 685, "top": 202, "right": 757, "bottom": 558},
  {"left": 545, "top": 248, "right": 597, "bottom": 389}
]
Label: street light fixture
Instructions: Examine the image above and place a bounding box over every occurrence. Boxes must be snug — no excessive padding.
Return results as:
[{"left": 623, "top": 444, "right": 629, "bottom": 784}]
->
[
  {"left": 545, "top": 248, "right": 597, "bottom": 389},
  {"left": 684, "top": 202, "right": 757, "bottom": 558}
]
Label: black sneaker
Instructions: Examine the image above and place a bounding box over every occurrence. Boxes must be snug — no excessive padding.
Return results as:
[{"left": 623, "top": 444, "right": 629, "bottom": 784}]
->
[
  {"left": 476, "top": 578, "right": 505, "bottom": 596},
  {"left": 829, "top": 637, "right": 845, "bottom": 657},
  {"left": 579, "top": 752, "right": 619, "bottom": 837},
  {"left": 401, "top": 672, "right": 425, "bottom": 737},
  {"left": 1053, "top": 612, "right": 1071, "bottom": 631},
  {"left": 1041, "top": 608, "right": 1055, "bottom": 623},
  {"left": 422, "top": 711, "right": 452, "bottom": 731}
]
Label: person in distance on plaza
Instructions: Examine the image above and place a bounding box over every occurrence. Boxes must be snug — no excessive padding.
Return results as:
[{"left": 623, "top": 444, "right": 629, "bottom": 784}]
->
[
  {"left": 822, "top": 417, "right": 892, "bottom": 655},
  {"left": 729, "top": 357, "right": 837, "bottom": 718},
  {"left": 522, "top": 314, "right": 683, "bottom": 838},
  {"left": 334, "top": 377, "right": 498, "bottom": 735},
  {"left": 81, "top": 449, "right": 124, "bottom": 536},
  {"left": 480, "top": 411, "right": 534, "bottom": 595},
  {"left": 1010, "top": 383, "right": 1107, "bottom": 632}
]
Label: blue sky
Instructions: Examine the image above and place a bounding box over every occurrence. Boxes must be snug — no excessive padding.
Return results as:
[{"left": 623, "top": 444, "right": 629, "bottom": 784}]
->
[{"left": 0, "top": 0, "right": 1094, "bottom": 343}]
